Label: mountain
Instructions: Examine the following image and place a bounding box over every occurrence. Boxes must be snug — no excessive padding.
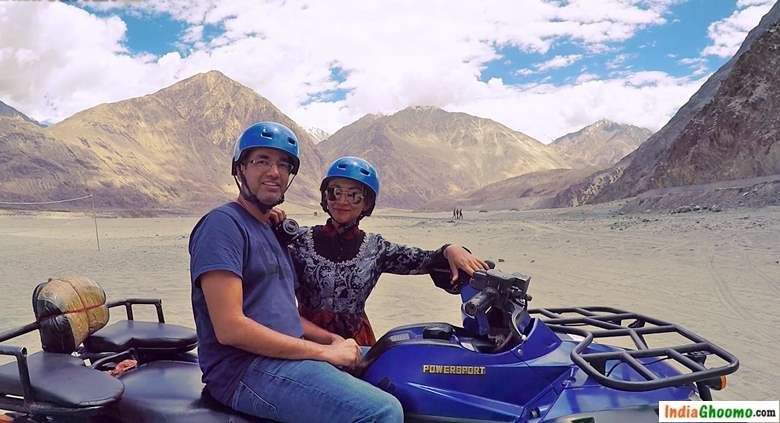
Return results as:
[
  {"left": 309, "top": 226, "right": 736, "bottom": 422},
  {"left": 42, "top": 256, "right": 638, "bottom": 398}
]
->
[
  {"left": 0, "top": 106, "right": 100, "bottom": 206},
  {"left": 421, "top": 119, "right": 649, "bottom": 211},
  {"left": 554, "top": 3, "right": 780, "bottom": 209},
  {"left": 0, "top": 100, "right": 39, "bottom": 125},
  {"left": 1, "top": 71, "right": 325, "bottom": 212},
  {"left": 550, "top": 119, "right": 652, "bottom": 169},
  {"left": 306, "top": 127, "right": 330, "bottom": 143},
  {"left": 422, "top": 167, "right": 599, "bottom": 211},
  {"left": 317, "top": 106, "right": 568, "bottom": 208}
]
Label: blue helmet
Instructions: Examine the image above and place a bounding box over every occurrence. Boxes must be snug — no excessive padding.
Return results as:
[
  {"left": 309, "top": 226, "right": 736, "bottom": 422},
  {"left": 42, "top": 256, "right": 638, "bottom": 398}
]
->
[
  {"left": 320, "top": 156, "right": 380, "bottom": 216},
  {"left": 231, "top": 122, "right": 300, "bottom": 176}
]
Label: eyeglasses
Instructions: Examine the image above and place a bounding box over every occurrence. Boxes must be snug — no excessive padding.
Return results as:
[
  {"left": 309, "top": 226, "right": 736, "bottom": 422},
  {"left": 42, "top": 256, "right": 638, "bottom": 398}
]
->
[
  {"left": 326, "top": 187, "right": 365, "bottom": 205},
  {"left": 244, "top": 158, "right": 294, "bottom": 175}
]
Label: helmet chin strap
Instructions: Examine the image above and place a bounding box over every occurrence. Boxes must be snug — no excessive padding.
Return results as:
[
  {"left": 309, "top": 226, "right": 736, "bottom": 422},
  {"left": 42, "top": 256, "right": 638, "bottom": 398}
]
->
[{"left": 234, "top": 172, "right": 295, "bottom": 214}]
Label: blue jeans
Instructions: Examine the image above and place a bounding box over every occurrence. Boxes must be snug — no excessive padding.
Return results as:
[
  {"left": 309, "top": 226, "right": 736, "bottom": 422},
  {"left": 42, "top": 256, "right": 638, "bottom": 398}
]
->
[{"left": 231, "top": 356, "right": 403, "bottom": 422}]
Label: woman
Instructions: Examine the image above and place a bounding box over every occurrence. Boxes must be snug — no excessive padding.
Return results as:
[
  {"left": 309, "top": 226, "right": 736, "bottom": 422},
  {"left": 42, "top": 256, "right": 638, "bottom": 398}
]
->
[{"left": 288, "top": 156, "right": 488, "bottom": 346}]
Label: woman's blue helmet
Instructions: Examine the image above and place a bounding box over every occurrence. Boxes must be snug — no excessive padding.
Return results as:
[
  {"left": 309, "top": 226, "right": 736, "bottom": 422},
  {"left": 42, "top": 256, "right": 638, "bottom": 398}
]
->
[
  {"left": 320, "top": 156, "right": 380, "bottom": 216},
  {"left": 231, "top": 122, "right": 300, "bottom": 175}
]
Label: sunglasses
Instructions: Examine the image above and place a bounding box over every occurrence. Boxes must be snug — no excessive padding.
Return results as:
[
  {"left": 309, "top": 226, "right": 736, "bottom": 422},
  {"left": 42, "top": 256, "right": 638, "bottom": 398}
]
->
[{"left": 326, "top": 186, "right": 365, "bottom": 205}]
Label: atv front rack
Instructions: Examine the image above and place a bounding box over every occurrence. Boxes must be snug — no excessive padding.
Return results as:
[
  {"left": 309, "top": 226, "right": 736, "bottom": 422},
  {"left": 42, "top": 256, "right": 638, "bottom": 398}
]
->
[{"left": 528, "top": 306, "right": 739, "bottom": 393}]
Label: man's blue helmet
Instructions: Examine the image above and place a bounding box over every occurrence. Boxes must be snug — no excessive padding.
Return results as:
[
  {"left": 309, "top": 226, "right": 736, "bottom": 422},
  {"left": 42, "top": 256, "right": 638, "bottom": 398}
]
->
[
  {"left": 231, "top": 122, "right": 300, "bottom": 175},
  {"left": 320, "top": 156, "right": 380, "bottom": 216}
]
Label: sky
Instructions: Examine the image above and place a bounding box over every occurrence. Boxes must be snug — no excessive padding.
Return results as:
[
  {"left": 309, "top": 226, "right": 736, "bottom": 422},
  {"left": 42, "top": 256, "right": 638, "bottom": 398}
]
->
[{"left": 0, "top": 0, "right": 776, "bottom": 142}]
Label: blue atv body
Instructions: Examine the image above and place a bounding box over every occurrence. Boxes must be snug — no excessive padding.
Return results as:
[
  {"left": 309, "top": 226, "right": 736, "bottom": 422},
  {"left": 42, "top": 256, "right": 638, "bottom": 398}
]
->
[
  {"left": 0, "top": 268, "right": 738, "bottom": 423},
  {"left": 359, "top": 269, "right": 737, "bottom": 422}
]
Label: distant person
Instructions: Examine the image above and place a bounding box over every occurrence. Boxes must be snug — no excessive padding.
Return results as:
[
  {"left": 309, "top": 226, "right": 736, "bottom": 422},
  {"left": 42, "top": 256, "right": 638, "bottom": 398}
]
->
[
  {"left": 284, "top": 156, "right": 488, "bottom": 345},
  {"left": 189, "top": 123, "right": 402, "bottom": 422}
]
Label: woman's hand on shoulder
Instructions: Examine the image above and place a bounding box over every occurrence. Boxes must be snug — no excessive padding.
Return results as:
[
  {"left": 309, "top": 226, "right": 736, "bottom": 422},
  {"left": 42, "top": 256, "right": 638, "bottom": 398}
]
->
[
  {"left": 269, "top": 207, "right": 286, "bottom": 225},
  {"left": 444, "top": 245, "right": 489, "bottom": 282}
]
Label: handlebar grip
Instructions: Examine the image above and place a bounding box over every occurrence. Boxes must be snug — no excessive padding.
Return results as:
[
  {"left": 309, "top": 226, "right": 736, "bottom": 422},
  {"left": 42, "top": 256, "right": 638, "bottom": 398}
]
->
[{"left": 464, "top": 290, "right": 493, "bottom": 316}]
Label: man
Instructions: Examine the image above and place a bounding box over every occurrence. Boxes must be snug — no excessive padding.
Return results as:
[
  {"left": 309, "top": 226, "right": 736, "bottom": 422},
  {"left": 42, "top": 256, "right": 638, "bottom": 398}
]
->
[{"left": 189, "top": 122, "right": 403, "bottom": 422}]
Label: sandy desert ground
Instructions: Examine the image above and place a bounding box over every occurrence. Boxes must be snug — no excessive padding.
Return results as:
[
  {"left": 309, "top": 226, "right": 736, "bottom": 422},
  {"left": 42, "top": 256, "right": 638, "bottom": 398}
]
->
[{"left": 0, "top": 203, "right": 778, "bottom": 402}]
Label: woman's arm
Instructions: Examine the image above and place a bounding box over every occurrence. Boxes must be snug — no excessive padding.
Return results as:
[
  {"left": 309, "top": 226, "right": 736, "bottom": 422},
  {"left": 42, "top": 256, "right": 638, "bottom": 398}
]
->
[
  {"left": 376, "top": 235, "right": 440, "bottom": 274},
  {"left": 377, "top": 235, "right": 488, "bottom": 280},
  {"left": 301, "top": 316, "right": 345, "bottom": 345}
]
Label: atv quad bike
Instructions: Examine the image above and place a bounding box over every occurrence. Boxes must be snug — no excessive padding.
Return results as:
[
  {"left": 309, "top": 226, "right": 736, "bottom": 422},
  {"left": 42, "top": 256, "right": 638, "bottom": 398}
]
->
[{"left": 0, "top": 236, "right": 738, "bottom": 423}]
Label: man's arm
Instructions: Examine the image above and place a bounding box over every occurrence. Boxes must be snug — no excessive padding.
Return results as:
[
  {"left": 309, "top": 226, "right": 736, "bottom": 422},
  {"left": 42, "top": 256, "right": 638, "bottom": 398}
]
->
[
  {"left": 301, "top": 317, "right": 345, "bottom": 345},
  {"left": 200, "top": 270, "right": 358, "bottom": 367}
]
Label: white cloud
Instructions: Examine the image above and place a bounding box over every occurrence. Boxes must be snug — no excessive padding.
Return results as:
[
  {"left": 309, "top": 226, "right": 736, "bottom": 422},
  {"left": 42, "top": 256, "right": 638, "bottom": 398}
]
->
[
  {"left": 515, "top": 54, "right": 583, "bottom": 76},
  {"left": 536, "top": 54, "right": 583, "bottom": 71},
  {"left": 575, "top": 73, "right": 600, "bottom": 83},
  {"left": 639, "top": 40, "right": 657, "bottom": 48},
  {"left": 0, "top": 0, "right": 704, "bottom": 143},
  {"left": 701, "top": 0, "right": 774, "bottom": 57},
  {"left": 737, "top": 0, "right": 774, "bottom": 7},
  {"left": 0, "top": 2, "right": 181, "bottom": 122},
  {"left": 678, "top": 56, "right": 710, "bottom": 76},
  {"left": 450, "top": 72, "right": 707, "bottom": 142},
  {"left": 605, "top": 53, "right": 634, "bottom": 69}
]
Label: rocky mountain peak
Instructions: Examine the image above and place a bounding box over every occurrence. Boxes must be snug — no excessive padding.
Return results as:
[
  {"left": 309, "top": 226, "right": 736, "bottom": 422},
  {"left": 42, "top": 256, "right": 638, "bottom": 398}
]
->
[
  {"left": 160, "top": 70, "right": 246, "bottom": 96},
  {"left": 553, "top": 1, "right": 780, "bottom": 208},
  {"left": 550, "top": 120, "right": 652, "bottom": 169},
  {"left": 408, "top": 105, "right": 440, "bottom": 113},
  {"left": 0, "top": 71, "right": 326, "bottom": 211},
  {"left": 590, "top": 119, "right": 619, "bottom": 131},
  {"left": 391, "top": 106, "right": 448, "bottom": 122},
  {"left": 318, "top": 106, "right": 568, "bottom": 208},
  {"left": 0, "top": 100, "right": 39, "bottom": 125},
  {"left": 306, "top": 127, "right": 330, "bottom": 143}
]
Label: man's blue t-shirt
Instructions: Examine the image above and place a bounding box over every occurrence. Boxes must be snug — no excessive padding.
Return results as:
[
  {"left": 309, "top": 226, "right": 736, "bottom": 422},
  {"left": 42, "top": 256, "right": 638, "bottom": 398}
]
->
[{"left": 189, "top": 202, "right": 304, "bottom": 404}]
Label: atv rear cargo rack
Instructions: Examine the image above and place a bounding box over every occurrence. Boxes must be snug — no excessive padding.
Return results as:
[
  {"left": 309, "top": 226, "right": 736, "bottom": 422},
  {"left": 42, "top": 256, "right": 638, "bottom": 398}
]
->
[{"left": 528, "top": 306, "right": 739, "bottom": 395}]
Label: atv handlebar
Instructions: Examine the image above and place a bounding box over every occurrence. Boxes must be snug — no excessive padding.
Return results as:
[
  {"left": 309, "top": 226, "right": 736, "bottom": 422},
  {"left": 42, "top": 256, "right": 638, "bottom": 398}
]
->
[
  {"left": 466, "top": 270, "right": 531, "bottom": 313},
  {"left": 463, "top": 289, "right": 495, "bottom": 317}
]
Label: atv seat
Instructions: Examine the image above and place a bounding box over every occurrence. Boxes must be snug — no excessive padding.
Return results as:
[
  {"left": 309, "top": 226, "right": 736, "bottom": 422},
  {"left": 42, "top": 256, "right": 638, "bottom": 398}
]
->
[
  {"left": 101, "top": 360, "right": 267, "bottom": 422},
  {"left": 84, "top": 320, "right": 197, "bottom": 354},
  {"left": 31, "top": 276, "right": 198, "bottom": 356},
  {"left": 0, "top": 276, "right": 126, "bottom": 416},
  {"left": 0, "top": 351, "right": 123, "bottom": 410}
]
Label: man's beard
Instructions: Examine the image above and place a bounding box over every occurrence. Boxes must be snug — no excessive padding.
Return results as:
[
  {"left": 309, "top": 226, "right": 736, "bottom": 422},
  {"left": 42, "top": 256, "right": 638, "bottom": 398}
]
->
[{"left": 255, "top": 190, "right": 283, "bottom": 205}]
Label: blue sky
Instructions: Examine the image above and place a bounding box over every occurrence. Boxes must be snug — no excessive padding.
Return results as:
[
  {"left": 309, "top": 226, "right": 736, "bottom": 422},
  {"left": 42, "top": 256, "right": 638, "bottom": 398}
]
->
[
  {"left": 0, "top": 0, "right": 776, "bottom": 141},
  {"left": 480, "top": 2, "right": 737, "bottom": 86},
  {"left": 104, "top": 1, "right": 738, "bottom": 90}
]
